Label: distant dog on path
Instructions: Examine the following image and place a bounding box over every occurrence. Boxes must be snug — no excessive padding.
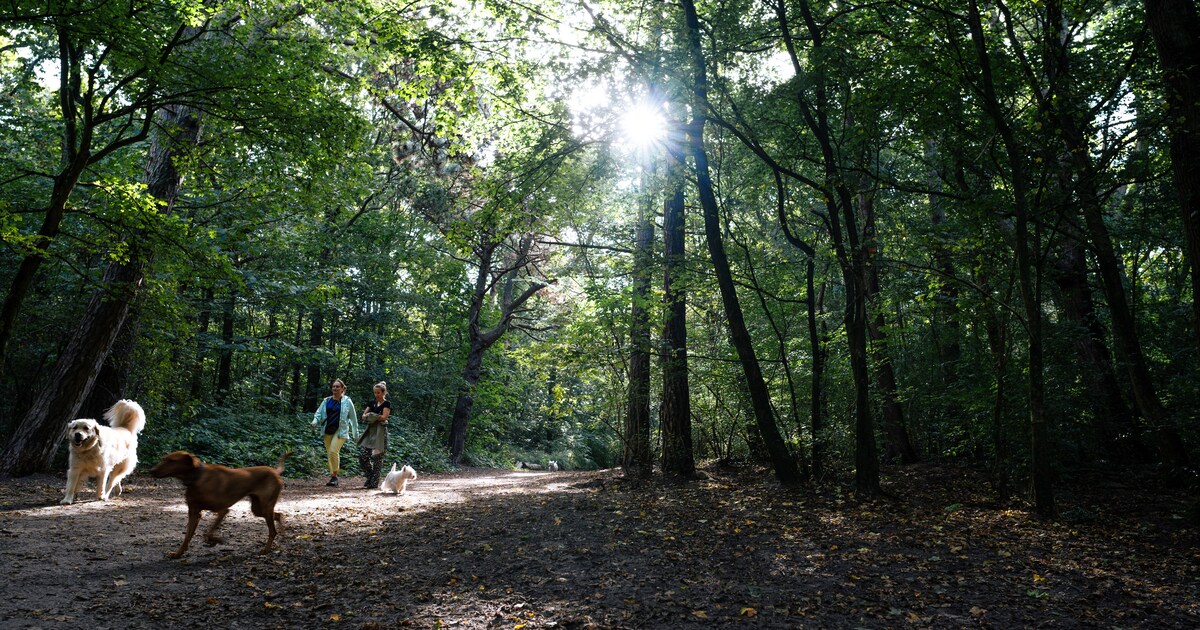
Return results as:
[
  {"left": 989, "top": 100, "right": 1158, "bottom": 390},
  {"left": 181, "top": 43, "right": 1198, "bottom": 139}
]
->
[
  {"left": 61, "top": 400, "right": 146, "bottom": 505},
  {"left": 381, "top": 463, "right": 417, "bottom": 494},
  {"left": 151, "top": 450, "right": 292, "bottom": 558}
]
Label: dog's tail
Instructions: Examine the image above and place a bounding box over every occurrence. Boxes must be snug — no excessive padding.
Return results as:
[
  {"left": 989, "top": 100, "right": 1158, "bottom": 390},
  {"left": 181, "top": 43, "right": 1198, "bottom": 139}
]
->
[
  {"left": 105, "top": 400, "right": 146, "bottom": 434},
  {"left": 274, "top": 450, "right": 295, "bottom": 472}
]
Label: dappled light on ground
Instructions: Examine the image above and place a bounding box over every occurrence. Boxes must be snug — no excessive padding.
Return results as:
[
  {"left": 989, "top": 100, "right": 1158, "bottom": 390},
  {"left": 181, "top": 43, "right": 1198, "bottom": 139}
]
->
[{"left": 1, "top": 464, "right": 1196, "bottom": 628}]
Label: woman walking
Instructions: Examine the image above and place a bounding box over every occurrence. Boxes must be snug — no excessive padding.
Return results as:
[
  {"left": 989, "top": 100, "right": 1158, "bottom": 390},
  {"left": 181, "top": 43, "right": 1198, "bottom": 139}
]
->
[
  {"left": 311, "top": 378, "right": 358, "bottom": 487},
  {"left": 357, "top": 381, "right": 391, "bottom": 489}
]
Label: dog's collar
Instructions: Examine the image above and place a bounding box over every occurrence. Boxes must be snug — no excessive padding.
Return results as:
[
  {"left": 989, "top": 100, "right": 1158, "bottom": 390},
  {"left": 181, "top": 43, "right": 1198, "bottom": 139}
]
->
[{"left": 182, "top": 462, "right": 205, "bottom": 486}]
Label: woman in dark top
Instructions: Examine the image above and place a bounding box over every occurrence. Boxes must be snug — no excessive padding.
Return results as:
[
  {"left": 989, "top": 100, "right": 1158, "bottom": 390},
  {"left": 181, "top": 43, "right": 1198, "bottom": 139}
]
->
[{"left": 357, "top": 381, "right": 391, "bottom": 489}]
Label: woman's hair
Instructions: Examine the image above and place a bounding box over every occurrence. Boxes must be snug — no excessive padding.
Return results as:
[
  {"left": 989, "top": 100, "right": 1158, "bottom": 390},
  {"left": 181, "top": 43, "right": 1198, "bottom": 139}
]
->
[
  {"left": 374, "top": 381, "right": 388, "bottom": 397},
  {"left": 331, "top": 378, "right": 346, "bottom": 390}
]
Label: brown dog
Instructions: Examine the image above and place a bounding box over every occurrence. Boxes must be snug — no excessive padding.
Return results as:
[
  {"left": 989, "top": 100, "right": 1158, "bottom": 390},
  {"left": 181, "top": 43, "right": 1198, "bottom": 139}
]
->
[{"left": 151, "top": 450, "right": 292, "bottom": 558}]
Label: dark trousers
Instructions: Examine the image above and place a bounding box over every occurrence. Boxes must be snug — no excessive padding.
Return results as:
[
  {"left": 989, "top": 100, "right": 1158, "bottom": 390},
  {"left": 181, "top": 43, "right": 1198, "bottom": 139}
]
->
[{"left": 358, "top": 446, "right": 385, "bottom": 488}]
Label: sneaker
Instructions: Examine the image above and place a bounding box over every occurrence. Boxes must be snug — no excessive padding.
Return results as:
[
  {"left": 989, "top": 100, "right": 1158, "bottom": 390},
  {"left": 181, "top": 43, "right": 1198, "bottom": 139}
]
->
[{"left": 326, "top": 476, "right": 338, "bottom": 487}]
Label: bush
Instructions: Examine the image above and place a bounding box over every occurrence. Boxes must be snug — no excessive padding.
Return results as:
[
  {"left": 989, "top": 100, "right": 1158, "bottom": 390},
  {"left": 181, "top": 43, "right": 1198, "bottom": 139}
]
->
[
  {"left": 139, "top": 405, "right": 454, "bottom": 477},
  {"left": 140, "top": 406, "right": 345, "bottom": 478}
]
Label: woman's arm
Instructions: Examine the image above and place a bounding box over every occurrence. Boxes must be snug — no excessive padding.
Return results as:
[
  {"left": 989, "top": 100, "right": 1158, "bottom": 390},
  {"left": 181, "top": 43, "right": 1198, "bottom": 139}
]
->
[
  {"left": 312, "top": 398, "right": 326, "bottom": 427},
  {"left": 345, "top": 399, "right": 359, "bottom": 437}
]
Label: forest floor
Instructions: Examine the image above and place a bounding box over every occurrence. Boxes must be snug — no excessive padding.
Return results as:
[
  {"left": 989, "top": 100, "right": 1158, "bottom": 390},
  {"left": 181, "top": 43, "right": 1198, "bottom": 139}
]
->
[{"left": 0, "top": 460, "right": 1196, "bottom": 629}]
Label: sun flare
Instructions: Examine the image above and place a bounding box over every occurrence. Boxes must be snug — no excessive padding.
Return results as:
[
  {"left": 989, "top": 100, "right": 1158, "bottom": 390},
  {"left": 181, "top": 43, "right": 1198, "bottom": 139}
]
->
[{"left": 619, "top": 101, "right": 668, "bottom": 151}]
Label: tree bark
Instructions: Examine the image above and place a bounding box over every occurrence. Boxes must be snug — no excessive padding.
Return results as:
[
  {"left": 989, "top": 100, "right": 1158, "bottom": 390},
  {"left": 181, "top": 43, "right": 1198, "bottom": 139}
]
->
[
  {"left": 1046, "top": 0, "right": 1189, "bottom": 467},
  {"left": 680, "top": 0, "right": 799, "bottom": 486},
  {"left": 1049, "top": 238, "right": 1147, "bottom": 463},
  {"left": 777, "top": 0, "right": 879, "bottom": 494},
  {"left": 215, "top": 290, "right": 236, "bottom": 405},
  {"left": 0, "top": 103, "right": 199, "bottom": 477},
  {"left": 771, "top": 173, "right": 824, "bottom": 480},
  {"left": 860, "top": 190, "right": 917, "bottom": 464},
  {"left": 1143, "top": 0, "right": 1200, "bottom": 351},
  {"left": 0, "top": 263, "right": 144, "bottom": 476},
  {"left": 304, "top": 307, "right": 325, "bottom": 412},
  {"left": 967, "top": 0, "right": 1054, "bottom": 517},
  {"left": 659, "top": 170, "right": 695, "bottom": 477},
  {"left": 190, "top": 288, "right": 214, "bottom": 400},
  {"left": 446, "top": 236, "right": 547, "bottom": 464},
  {"left": 447, "top": 343, "right": 485, "bottom": 463},
  {"left": 623, "top": 189, "right": 655, "bottom": 478},
  {"left": 79, "top": 307, "right": 140, "bottom": 421}
]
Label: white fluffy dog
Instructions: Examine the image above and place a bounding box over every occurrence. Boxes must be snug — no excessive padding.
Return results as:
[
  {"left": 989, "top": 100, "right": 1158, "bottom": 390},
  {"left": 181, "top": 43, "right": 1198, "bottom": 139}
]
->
[
  {"left": 548, "top": 460, "right": 559, "bottom": 471},
  {"left": 61, "top": 400, "right": 146, "bottom": 504},
  {"left": 380, "top": 463, "right": 417, "bottom": 494}
]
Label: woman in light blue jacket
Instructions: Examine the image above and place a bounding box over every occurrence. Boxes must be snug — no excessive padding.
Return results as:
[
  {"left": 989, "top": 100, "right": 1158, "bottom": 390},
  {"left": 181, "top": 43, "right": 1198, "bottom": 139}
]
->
[{"left": 311, "top": 378, "right": 359, "bottom": 487}]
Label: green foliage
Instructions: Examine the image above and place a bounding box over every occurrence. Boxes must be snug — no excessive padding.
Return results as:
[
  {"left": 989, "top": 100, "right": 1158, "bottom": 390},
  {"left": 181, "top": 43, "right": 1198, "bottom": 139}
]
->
[
  {"left": 139, "top": 406, "right": 322, "bottom": 477},
  {"left": 3, "top": 0, "right": 1198, "bottom": 490},
  {"left": 137, "top": 404, "right": 455, "bottom": 478}
]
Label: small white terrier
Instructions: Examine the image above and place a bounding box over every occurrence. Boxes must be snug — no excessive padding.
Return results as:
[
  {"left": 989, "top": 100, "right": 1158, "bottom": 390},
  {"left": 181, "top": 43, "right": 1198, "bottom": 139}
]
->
[
  {"left": 380, "top": 463, "right": 417, "bottom": 494},
  {"left": 548, "top": 460, "right": 559, "bottom": 471}
]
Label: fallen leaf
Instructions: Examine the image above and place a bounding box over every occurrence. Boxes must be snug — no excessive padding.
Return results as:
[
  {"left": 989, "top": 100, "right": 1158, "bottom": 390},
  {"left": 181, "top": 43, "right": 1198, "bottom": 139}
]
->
[{"left": 740, "top": 607, "right": 757, "bottom": 617}]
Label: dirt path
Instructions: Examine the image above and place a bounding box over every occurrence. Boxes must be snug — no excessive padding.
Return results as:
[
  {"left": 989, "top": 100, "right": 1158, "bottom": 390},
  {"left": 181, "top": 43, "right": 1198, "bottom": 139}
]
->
[
  {"left": 1, "top": 465, "right": 1197, "bottom": 628},
  {"left": 0, "top": 468, "right": 588, "bottom": 629}
]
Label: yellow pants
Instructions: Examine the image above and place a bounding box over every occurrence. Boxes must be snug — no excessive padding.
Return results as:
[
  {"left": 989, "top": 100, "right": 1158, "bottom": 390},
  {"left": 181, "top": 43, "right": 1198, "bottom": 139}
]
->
[{"left": 322, "top": 434, "right": 348, "bottom": 476}]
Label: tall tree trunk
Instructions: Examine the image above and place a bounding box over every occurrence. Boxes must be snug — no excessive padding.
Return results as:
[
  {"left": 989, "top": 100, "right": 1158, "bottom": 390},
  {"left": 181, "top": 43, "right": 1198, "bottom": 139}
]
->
[
  {"left": 290, "top": 310, "right": 304, "bottom": 410},
  {"left": 0, "top": 263, "right": 144, "bottom": 476},
  {"left": 813, "top": 314, "right": 829, "bottom": 480},
  {"left": 446, "top": 237, "right": 546, "bottom": 464},
  {"left": 680, "top": 0, "right": 799, "bottom": 486},
  {"left": 190, "top": 288, "right": 214, "bottom": 400},
  {"left": 967, "top": 0, "right": 1054, "bottom": 517},
  {"left": 927, "top": 145, "right": 965, "bottom": 435},
  {"left": 860, "top": 190, "right": 917, "bottom": 464},
  {"left": 0, "top": 103, "right": 199, "bottom": 477},
  {"left": 772, "top": 172, "right": 823, "bottom": 480},
  {"left": 447, "top": 343, "right": 485, "bottom": 464},
  {"left": 1049, "top": 237, "right": 1147, "bottom": 462},
  {"left": 983, "top": 278, "right": 1012, "bottom": 502},
  {"left": 79, "top": 307, "right": 140, "bottom": 421},
  {"left": 0, "top": 30, "right": 93, "bottom": 376},
  {"left": 777, "top": 0, "right": 880, "bottom": 494},
  {"left": 215, "top": 290, "right": 236, "bottom": 405},
  {"left": 1046, "top": 0, "right": 1189, "bottom": 467},
  {"left": 660, "top": 169, "right": 694, "bottom": 477},
  {"left": 1143, "top": 0, "right": 1200, "bottom": 351},
  {"left": 305, "top": 308, "right": 325, "bottom": 412},
  {"left": 623, "top": 189, "right": 655, "bottom": 478}
]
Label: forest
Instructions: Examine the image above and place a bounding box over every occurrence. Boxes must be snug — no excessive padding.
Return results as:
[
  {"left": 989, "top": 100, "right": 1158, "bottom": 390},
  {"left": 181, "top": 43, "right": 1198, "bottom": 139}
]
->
[{"left": 2, "top": 0, "right": 1199, "bottom": 626}]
